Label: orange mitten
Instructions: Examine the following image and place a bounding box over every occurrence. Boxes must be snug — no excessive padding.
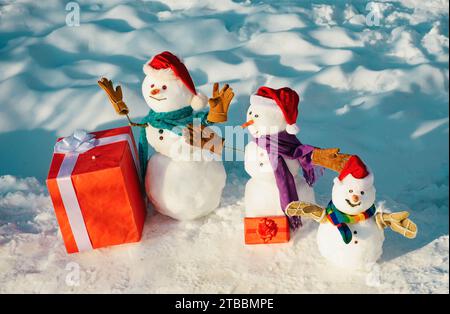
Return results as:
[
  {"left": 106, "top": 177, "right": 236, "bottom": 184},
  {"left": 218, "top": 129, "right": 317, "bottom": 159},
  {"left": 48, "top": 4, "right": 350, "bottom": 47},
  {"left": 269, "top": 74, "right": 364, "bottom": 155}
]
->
[{"left": 207, "top": 83, "right": 234, "bottom": 123}]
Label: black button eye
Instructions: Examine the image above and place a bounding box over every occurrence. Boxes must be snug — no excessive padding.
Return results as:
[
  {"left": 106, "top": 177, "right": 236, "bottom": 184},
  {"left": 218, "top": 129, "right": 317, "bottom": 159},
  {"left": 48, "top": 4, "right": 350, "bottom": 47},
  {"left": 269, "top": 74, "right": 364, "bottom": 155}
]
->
[
  {"left": 248, "top": 111, "right": 252, "bottom": 115},
  {"left": 361, "top": 191, "right": 365, "bottom": 195},
  {"left": 162, "top": 85, "right": 167, "bottom": 90},
  {"left": 254, "top": 114, "right": 259, "bottom": 118},
  {"left": 349, "top": 189, "right": 353, "bottom": 193},
  {"left": 150, "top": 84, "right": 155, "bottom": 88}
]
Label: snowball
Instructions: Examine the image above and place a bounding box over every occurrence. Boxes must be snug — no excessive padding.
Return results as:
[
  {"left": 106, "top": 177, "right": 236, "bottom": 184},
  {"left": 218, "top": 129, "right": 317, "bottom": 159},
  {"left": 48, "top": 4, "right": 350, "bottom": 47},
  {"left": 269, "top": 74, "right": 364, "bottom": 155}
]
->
[
  {"left": 141, "top": 74, "right": 193, "bottom": 113},
  {"left": 245, "top": 176, "right": 315, "bottom": 217},
  {"left": 245, "top": 99, "right": 287, "bottom": 137},
  {"left": 332, "top": 174, "right": 376, "bottom": 215},
  {"left": 145, "top": 153, "right": 226, "bottom": 220},
  {"left": 317, "top": 219, "right": 385, "bottom": 270}
]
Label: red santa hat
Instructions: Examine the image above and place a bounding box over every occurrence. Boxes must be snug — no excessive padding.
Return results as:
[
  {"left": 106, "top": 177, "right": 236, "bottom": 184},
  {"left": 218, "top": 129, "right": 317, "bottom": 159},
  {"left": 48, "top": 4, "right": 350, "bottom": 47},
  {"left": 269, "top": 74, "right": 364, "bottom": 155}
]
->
[
  {"left": 338, "top": 155, "right": 373, "bottom": 184},
  {"left": 250, "top": 86, "right": 300, "bottom": 134},
  {"left": 143, "top": 51, "right": 207, "bottom": 110}
]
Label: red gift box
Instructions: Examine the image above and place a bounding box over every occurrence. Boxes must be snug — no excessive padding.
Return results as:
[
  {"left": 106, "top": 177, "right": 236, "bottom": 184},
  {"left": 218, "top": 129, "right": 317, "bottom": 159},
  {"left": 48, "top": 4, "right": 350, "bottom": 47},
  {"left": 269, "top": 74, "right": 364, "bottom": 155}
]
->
[
  {"left": 46, "top": 126, "right": 147, "bottom": 253},
  {"left": 244, "top": 216, "right": 290, "bottom": 245}
]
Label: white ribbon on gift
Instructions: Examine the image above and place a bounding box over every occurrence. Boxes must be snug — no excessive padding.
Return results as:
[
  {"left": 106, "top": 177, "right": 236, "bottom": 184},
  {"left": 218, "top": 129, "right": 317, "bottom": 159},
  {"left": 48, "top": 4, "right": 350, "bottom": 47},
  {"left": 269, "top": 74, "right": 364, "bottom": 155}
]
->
[{"left": 54, "top": 129, "right": 141, "bottom": 252}]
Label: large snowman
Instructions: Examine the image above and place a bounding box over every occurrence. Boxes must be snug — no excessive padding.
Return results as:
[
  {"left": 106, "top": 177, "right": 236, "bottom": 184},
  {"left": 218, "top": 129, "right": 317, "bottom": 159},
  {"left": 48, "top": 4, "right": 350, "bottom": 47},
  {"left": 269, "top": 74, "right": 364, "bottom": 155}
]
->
[
  {"left": 286, "top": 155, "right": 417, "bottom": 269},
  {"left": 139, "top": 51, "right": 233, "bottom": 220},
  {"left": 242, "top": 86, "right": 316, "bottom": 236}
]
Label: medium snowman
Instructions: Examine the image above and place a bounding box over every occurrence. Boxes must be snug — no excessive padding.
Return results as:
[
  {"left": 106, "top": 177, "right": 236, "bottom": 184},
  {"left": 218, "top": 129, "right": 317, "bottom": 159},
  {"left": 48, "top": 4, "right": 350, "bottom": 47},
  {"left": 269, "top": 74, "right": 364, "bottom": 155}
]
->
[
  {"left": 100, "top": 51, "right": 234, "bottom": 221},
  {"left": 286, "top": 155, "right": 417, "bottom": 269},
  {"left": 139, "top": 51, "right": 235, "bottom": 220},
  {"left": 242, "top": 86, "right": 317, "bottom": 243}
]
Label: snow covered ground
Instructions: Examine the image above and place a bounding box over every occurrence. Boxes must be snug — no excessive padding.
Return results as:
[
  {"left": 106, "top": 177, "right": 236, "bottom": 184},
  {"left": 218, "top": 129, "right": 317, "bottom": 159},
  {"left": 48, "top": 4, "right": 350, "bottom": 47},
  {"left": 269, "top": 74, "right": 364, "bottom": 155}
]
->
[{"left": 0, "top": 0, "right": 448, "bottom": 293}]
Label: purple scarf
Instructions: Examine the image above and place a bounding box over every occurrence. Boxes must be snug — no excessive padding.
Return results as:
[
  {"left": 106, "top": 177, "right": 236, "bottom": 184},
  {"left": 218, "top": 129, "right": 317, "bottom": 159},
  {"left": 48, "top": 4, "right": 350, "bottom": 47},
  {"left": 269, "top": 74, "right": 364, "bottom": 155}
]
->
[{"left": 255, "top": 131, "right": 317, "bottom": 230}]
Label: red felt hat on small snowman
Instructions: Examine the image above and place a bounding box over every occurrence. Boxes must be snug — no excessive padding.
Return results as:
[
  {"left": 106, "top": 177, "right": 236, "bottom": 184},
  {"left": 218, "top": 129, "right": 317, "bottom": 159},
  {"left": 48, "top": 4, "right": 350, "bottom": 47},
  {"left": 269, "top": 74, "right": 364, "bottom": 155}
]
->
[
  {"left": 338, "top": 155, "right": 374, "bottom": 185},
  {"left": 250, "top": 86, "right": 300, "bottom": 134},
  {"left": 143, "top": 51, "right": 207, "bottom": 110}
]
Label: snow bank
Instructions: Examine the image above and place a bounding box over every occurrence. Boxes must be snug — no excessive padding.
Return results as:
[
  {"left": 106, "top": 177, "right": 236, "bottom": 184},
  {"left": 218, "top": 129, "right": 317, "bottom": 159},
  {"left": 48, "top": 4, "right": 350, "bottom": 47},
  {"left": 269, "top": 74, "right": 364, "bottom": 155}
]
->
[
  {"left": 0, "top": 176, "right": 56, "bottom": 245},
  {"left": 0, "top": 174, "right": 447, "bottom": 293}
]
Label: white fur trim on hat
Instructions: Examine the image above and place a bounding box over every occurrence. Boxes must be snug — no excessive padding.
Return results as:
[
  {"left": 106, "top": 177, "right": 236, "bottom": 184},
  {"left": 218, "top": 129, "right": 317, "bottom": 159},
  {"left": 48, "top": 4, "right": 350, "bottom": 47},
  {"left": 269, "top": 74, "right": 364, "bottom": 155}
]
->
[
  {"left": 286, "top": 124, "right": 299, "bottom": 134},
  {"left": 191, "top": 93, "right": 208, "bottom": 110},
  {"left": 250, "top": 94, "right": 277, "bottom": 107},
  {"left": 337, "top": 171, "right": 375, "bottom": 189},
  {"left": 143, "top": 62, "right": 178, "bottom": 80}
]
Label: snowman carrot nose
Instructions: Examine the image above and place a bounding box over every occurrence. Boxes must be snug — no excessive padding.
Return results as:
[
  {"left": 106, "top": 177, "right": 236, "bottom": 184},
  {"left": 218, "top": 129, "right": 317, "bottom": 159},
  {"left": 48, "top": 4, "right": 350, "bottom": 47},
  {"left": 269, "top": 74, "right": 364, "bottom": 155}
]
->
[{"left": 241, "top": 120, "right": 254, "bottom": 128}]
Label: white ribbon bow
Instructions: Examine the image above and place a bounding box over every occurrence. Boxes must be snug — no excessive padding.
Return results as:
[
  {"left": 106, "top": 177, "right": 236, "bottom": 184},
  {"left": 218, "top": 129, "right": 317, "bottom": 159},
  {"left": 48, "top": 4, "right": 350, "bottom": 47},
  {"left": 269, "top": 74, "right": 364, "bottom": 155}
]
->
[{"left": 54, "top": 129, "right": 96, "bottom": 154}]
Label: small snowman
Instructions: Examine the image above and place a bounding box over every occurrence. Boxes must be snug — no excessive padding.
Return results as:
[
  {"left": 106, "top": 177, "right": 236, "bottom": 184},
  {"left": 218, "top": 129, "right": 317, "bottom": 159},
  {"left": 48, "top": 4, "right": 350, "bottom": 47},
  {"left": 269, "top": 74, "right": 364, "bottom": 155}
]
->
[
  {"left": 242, "top": 86, "right": 317, "bottom": 241},
  {"left": 286, "top": 155, "right": 417, "bottom": 269},
  {"left": 99, "top": 51, "right": 234, "bottom": 221}
]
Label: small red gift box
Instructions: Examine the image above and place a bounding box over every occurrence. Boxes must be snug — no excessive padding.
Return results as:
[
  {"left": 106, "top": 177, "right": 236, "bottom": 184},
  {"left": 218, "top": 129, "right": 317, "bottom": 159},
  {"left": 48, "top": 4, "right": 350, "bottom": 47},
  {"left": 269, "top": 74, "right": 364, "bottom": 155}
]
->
[
  {"left": 46, "top": 126, "right": 147, "bottom": 253},
  {"left": 244, "top": 216, "right": 290, "bottom": 245}
]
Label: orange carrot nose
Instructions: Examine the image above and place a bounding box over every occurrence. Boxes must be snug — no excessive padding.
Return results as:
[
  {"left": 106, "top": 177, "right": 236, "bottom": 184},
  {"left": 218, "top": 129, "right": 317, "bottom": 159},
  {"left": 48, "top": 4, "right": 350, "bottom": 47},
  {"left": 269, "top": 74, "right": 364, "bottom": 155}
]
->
[
  {"left": 351, "top": 195, "right": 360, "bottom": 203},
  {"left": 241, "top": 120, "right": 254, "bottom": 128},
  {"left": 151, "top": 88, "right": 160, "bottom": 95}
]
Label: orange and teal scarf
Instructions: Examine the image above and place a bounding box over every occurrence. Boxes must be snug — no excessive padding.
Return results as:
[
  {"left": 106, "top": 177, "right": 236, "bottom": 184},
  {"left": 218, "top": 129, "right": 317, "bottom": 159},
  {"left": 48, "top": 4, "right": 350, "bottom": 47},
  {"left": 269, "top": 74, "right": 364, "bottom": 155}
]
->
[{"left": 325, "top": 201, "right": 376, "bottom": 244}]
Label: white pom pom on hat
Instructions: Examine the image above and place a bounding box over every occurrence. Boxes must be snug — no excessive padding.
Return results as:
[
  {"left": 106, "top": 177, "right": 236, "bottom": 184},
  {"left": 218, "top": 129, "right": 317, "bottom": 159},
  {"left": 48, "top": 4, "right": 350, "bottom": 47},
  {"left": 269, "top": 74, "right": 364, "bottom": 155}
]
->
[
  {"left": 190, "top": 93, "right": 208, "bottom": 110},
  {"left": 286, "top": 124, "right": 299, "bottom": 135}
]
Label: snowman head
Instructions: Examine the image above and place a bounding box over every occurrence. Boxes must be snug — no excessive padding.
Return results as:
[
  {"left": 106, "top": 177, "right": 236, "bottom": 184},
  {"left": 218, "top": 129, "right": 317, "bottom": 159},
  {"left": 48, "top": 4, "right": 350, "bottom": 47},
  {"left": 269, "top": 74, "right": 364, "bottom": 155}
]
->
[
  {"left": 242, "top": 86, "right": 300, "bottom": 137},
  {"left": 142, "top": 51, "right": 207, "bottom": 113},
  {"left": 331, "top": 156, "right": 376, "bottom": 215}
]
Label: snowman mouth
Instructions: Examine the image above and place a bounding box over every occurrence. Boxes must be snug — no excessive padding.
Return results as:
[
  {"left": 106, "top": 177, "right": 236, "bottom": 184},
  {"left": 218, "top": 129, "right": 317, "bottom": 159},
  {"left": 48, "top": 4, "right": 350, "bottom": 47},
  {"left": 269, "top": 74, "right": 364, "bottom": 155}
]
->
[
  {"left": 148, "top": 95, "right": 167, "bottom": 101},
  {"left": 345, "top": 199, "right": 361, "bottom": 207}
]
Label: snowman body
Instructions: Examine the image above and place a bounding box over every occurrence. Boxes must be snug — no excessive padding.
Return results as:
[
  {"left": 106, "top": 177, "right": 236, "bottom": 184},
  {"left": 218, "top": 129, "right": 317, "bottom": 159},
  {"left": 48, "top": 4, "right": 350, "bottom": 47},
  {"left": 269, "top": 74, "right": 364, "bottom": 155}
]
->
[
  {"left": 243, "top": 99, "right": 315, "bottom": 217},
  {"left": 145, "top": 124, "right": 195, "bottom": 161},
  {"left": 141, "top": 58, "right": 226, "bottom": 220},
  {"left": 317, "top": 172, "right": 384, "bottom": 269},
  {"left": 145, "top": 153, "right": 225, "bottom": 220},
  {"left": 317, "top": 218, "right": 384, "bottom": 270},
  {"left": 244, "top": 141, "right": 315, "bottom": 216}
]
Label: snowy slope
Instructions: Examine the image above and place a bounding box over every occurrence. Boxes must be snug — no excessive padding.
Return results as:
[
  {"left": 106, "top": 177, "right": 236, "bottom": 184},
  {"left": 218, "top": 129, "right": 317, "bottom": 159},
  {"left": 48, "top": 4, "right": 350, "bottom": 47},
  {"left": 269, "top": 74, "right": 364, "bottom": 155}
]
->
[{"left": 0, "top": 0, "right": 448, "bottom": 293}]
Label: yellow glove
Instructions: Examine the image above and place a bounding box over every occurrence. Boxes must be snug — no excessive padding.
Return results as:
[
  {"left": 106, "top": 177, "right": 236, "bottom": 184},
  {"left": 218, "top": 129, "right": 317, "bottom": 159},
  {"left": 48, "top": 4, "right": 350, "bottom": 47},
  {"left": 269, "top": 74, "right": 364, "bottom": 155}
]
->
[
  {"left": 312, "top": 148, "right": 352, "bottom": 173},
  {"left": 207, "top": 83, "right": 234, "bottom": 123},
  {"left": 183, "top": 123, "right": 225, "bottom": 155},
  {"left": 376, "top": 211, "right": 418, "bottom": 239},
  {"left": 285, "top": 201, "right": 326, "bottom": 223},
  {"left": 97, "top": 77, "right": 129, "bottom": 115},
  {"left": 97, "top": 77, "right": 147, "bottom": 127}
]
